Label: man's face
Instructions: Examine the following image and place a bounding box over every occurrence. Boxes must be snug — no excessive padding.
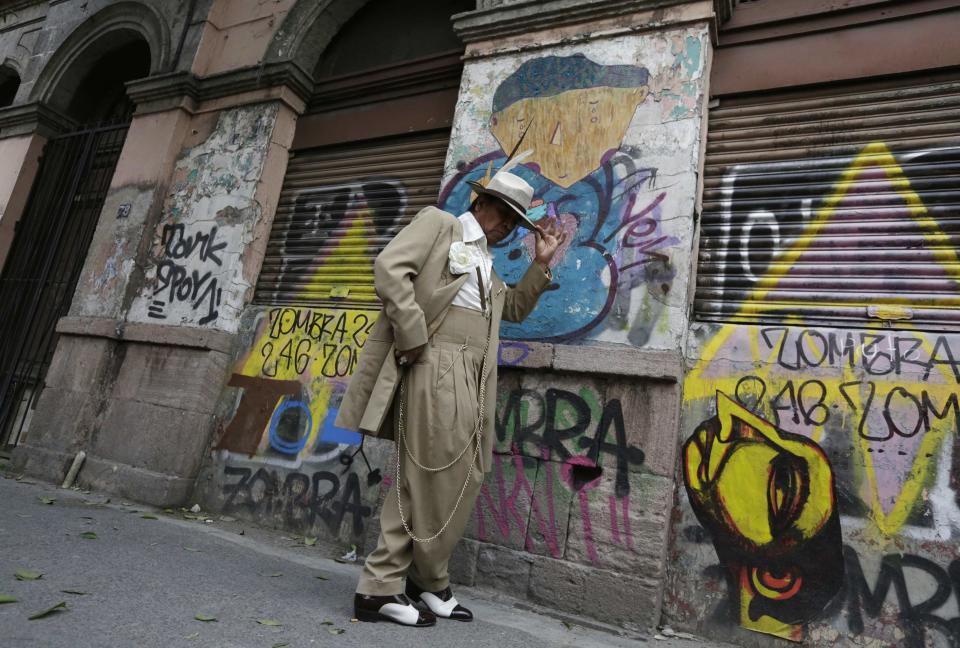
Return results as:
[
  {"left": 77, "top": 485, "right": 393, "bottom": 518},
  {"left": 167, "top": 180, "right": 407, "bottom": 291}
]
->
[{"left": 475, "top": 196, "right": 521, "bottom": 245}]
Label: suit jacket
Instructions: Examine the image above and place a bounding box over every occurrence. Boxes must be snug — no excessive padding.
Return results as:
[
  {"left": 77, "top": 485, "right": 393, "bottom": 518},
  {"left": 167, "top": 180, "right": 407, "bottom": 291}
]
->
[{"left": 334, "top": 206, "right": 550, "bottom": 471}]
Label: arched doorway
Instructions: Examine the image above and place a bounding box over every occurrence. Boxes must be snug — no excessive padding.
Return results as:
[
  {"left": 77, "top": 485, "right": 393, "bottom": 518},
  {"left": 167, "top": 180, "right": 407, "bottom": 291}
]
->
[{"left": 0, "top": 36, "right": 151, "bottom": 449}]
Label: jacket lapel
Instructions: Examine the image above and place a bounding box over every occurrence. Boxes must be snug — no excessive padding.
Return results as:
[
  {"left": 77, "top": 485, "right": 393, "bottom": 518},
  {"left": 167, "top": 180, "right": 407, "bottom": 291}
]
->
[{"left": 422, "top": 219, "right": 470, "bottom": 331}]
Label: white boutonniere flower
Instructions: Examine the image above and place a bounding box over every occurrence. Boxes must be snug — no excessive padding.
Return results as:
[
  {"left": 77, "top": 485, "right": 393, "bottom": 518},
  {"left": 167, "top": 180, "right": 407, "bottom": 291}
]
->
[{"left": 448, "top": 241, "right": 483, "bottom": 275}]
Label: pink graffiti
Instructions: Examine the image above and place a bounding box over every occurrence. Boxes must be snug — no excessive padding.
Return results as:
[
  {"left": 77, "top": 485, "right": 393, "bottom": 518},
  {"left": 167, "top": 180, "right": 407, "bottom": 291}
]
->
[{"left": 474, "top": 449, "right": 632, "bottom": 562}]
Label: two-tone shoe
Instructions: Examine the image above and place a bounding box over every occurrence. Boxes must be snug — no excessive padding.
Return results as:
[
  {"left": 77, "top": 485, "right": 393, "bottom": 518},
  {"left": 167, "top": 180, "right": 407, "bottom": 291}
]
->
[
  {"left": 353, "top": 593, "right": 437, "bottom": 627},
  {"left": 405, "top": 580, "right": 474, "bottom": 622}
]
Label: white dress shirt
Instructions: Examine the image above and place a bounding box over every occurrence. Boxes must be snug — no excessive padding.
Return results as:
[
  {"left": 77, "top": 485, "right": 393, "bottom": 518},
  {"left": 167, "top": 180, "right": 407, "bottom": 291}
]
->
[{"left": 450, "top": 211, "right": 493, "bottom": 314}]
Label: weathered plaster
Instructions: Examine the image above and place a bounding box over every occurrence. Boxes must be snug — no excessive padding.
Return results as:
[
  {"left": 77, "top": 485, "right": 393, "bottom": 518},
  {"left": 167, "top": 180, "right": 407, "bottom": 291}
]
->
[
  {"left": 71, "top": 108, "right": 194, "bottom": 320},
  {"left": 127, "top": 103, "right": 279, "bottom": 332}
]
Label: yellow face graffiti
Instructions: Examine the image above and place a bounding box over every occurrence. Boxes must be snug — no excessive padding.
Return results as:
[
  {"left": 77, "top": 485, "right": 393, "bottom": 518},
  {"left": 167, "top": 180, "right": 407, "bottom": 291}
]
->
[
  {"left": 490, "top": 86, "right": 648, "bottom": 188},
  {"left": 682, "top": 393, "right": 843, "bottom": 641},
  {"left": 684, "top": 392, "right": 834, "bottom": 549}
]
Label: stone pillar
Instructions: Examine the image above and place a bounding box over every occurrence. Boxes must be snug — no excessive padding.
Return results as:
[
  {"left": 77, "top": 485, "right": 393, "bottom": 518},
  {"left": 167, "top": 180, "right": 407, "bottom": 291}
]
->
[
  {"left": 0, "top": 103, "right": 75, "bottom": 268},
  {"left": 440, "top": 0, "right": 717, "bottom": 632},
  {"left": 0, "top": 134, "right": 45, "bottom": 269},
  {"left": 12, "top": 67, "right": 307, "bottom": 505}
]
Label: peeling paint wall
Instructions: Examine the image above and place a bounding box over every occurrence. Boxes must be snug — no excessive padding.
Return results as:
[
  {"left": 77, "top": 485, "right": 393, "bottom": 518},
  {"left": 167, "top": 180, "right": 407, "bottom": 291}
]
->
[
  {"left": 128, "top": 105, "right": 278, "bottom": 332},
  {"left": 439, "top": 27, "right": 708, "bottom": 350}
]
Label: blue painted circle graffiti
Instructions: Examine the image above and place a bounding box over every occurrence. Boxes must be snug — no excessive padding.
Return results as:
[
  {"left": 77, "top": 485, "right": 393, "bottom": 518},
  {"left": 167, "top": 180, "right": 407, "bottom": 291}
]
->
[{"left": 268, "top": 398, "right": 313, "bottom": 455}]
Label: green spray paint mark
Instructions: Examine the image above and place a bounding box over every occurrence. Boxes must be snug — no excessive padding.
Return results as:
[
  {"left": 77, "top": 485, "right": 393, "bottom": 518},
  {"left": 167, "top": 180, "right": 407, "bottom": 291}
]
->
[{"left": 579, "top": 387, "right": 603, "bottom": 426}]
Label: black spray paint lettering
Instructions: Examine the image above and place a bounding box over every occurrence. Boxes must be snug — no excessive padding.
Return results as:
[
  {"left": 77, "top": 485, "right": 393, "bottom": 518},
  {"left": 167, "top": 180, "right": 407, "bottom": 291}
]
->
[
  {"left": 148, "top": 224, "right": 226, "bottom": 325},
  {"left": 259, "top": 309, "right": 375, "bottom": 378},
  {"left": 841, "top": 545, "right": 960, "bottom": 648},
  {"left": 733, "top": 375, "right": 960, "bottom": 442},
  {"left": 496, "top": 388, "right": 645, "bottom": 497},
  {"left": 222, "top": 465, "right": 371, "bottom": 537},
  {"left": 760, "top": 327, "right": 960, "bottom": 383}
]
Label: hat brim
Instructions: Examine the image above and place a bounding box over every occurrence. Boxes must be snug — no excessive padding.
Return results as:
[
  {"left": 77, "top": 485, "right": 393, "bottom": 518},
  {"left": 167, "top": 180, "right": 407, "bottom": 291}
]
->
[{"left": 467, "top": 180, "right": 541, "bottom": 232}]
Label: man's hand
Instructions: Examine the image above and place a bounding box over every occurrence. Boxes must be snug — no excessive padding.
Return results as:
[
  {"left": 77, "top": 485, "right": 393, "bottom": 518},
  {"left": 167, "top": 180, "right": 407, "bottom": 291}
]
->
[
  {"left": 533, "top": 218, "right": 567, "bottom": 269},
  {"left": 395, "top": 344, "right": 426, "bottom": 367}
]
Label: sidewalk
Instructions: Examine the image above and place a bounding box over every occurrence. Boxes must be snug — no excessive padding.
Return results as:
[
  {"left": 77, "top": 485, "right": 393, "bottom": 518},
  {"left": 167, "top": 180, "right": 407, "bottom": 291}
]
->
[{"left": 0, "top": 472, "right": 732, "bottom": 648}]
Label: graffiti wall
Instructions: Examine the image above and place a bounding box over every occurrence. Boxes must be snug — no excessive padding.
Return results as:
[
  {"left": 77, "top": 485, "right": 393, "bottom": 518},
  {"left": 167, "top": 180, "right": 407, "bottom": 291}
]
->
[
  {"left": 196, "top": 162, "right": 424, "bottom": 545},
  {"left": 127, "top": 105, "right": 279, "bottom": 332},
  {"left": 440, "top": 27, "right": 707, "bottom": 349},
  {"left": 202, "top": 304, "right": 385, "bottom": 544},
  {"left": 668, "top": 143, "right": 960, "bottom": 646},
  {"left": 460, "top": 368, "right": 676, "bottom": 629}
]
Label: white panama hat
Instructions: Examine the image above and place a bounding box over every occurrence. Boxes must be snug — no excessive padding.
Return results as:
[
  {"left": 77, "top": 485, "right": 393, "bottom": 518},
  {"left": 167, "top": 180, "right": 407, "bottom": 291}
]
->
[{"left": 467, "top": 167, "right": 541, "bottom": 232}]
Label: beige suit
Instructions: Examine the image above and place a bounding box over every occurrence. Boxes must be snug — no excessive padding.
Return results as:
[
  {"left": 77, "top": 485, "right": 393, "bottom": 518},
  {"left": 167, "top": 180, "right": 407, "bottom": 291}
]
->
[
  {"left": 335, "top": 206, "right": 549, "bottom": 596},
  {"left": 335, "top": 206, "right": 549, "bottom": 472}
]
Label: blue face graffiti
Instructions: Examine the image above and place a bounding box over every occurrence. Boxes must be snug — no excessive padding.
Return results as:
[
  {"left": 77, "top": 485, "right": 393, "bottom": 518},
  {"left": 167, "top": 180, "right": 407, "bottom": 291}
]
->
[{"left": 442, "top": 149, "right": 675, "bottom": 343}]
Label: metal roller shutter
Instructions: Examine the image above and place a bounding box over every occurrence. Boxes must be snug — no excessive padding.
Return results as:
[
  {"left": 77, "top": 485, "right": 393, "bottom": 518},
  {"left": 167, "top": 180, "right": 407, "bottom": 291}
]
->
[
  {"left": 696, "top": 74, "right": 960, "bottom": 329},
  {"left": 254, "top": 130, "right": 450, "bottom": 307}
]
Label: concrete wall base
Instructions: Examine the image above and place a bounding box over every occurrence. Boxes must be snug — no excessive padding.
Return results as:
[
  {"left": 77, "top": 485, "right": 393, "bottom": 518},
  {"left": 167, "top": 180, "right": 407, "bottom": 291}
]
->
[{"left": 11, "top": 443, "right": 195, "bottom": 506}]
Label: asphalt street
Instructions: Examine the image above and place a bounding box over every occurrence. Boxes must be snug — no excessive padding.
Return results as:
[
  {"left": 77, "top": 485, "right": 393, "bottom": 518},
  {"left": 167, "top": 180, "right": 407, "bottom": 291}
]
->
[{"left": 0, "top": 472, "right": 733, "bottom": 648}]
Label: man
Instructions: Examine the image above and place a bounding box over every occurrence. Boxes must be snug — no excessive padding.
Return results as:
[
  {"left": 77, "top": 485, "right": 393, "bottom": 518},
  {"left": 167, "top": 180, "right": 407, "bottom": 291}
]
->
[{"left": 335, "top": 169, "right": 566, "bottom": 627}]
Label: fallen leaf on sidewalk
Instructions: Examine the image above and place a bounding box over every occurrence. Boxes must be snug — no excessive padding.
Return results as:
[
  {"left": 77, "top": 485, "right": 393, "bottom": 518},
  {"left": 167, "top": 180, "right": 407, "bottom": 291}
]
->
[
  {"left": 271, "top": 643, "right": 289, "bottom": 648},
  {"left": 257, "top": 618, "right": 282, "bottom": 626},
  {"left": 304, "top": 537, "right": 317, "bottom": 546},
  {"left": 562, "top": 621, "right": 573, "bottom": 630},
  {"left": 60, "top": 590, "right": 87, "bottom": 596},
  {"left": 38, "top": 497, "right": 55, "bottom": 505},
  {"left": 14, "top": 569, "right": 42, "bottom": 581},
  {"left": 28, "top": 601, "right": 66, "bottom": 620},
  {"left": 79, "top": 532, "right": 97, "bottom": 540},
  {"left": 194, "top": 614, "right": 218, "bottom": 622},
  {"left": 141, "top": 514, "right": 158, "bottom": 520},
  {"left": 269, "top": 572, "right": 283, "bottom": 578},
  {"left": 219, "top": 515, "right": 236, "bottom": 522},
  {"left": 314, "top": 574, "right": 329, "bottom": 580},
  {"left": 320, "top": 620, "right": 333, "bottom": 625},
  {"left": 184, "top": 632, "right": 199, "bottom": 640},
  {"left": 327, "top": 628, "right": 345, "bottom": 635},
  {"left": 184, "top": 547, "right": 202, "bottom": 553},
  {"left": 15, "top": 514, "right": 31, "bottom": 518},
  {"left": 0, "top": 595, "right": 17, "bottom": 604}
]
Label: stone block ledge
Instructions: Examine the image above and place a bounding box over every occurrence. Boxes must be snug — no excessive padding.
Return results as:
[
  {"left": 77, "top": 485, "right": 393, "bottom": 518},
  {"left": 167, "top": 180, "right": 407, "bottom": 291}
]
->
[
  {"left": 454, "top": 0, "right": 715, "bottom": 48},
  {"left": 56, "top": 316, "right": 235, "bottom": 355},
  {"left": 125, "top": 60, "right": 312, "bottom": 117},
  {"left": 501, "top": 340, "right": 683, "bottom": 382},
  {"left": 12, "top": 443, "right": 197, "bottom": 508}
]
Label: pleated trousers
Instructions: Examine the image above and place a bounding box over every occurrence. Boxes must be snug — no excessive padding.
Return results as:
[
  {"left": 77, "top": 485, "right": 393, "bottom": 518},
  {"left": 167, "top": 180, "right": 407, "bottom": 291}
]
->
[{"left": 356, "top": 306, "right": 489, "bottom": 595}]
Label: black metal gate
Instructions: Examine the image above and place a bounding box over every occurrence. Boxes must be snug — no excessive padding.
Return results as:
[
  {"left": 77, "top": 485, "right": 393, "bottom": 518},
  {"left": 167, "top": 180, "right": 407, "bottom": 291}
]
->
[{"left": 0, "top": 122, "right": 129, "bottom": 450}]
